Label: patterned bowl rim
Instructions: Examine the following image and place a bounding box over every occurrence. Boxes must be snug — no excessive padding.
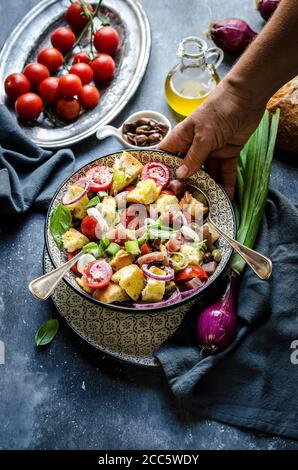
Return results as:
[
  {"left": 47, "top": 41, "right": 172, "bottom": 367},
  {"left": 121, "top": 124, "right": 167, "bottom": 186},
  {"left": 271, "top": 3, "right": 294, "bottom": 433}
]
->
[{"left": 45, "top": 149, "right": 236, "bottom": 313}]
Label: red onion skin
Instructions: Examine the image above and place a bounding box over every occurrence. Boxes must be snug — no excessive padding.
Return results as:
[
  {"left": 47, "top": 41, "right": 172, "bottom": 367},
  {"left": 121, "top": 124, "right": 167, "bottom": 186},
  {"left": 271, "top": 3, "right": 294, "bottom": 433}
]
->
[
  {"left": 197, "top": 270, "right": 239, "bottom": 352},
  {"left": 256, "top": 0, "right": 280, "bottom": 21},
  {"left": 209, "top": 18, "right": 257, "bottom": 55}
]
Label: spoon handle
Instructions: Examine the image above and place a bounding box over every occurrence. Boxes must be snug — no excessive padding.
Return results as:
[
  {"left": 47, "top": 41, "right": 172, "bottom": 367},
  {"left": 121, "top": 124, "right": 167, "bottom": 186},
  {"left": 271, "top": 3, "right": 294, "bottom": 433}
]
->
[
  {"left": 207, "top": 218, "right": 272, "bottom": 280},
  {"left": 28, "top": 251, "right": 83, "bottom": 300}
]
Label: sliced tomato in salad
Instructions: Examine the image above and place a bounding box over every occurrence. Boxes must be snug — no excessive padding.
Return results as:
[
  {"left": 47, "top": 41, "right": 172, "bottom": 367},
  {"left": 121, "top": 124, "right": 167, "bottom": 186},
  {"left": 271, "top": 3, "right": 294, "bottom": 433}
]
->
[
  {"left": 140, "top": 243, "right": 152, "bottom": 255},
  {"left": 141, "top": 162, "right": 170, "bottom": 189},
  {"left": 86, "top": 166, "right": 113, "bottom": 191},
  {"left": 67, "top": 250, "right": 80, "bottom": 275},
  {"left": 176, "top": 265, "right": 208, "bottom": 282},
  {"left": 124, "top": 185, "right": 136, "bottom": 191},
  {"left": 81, "top": 215, "right": 98, "bottom": 240},
  {"left": 83, "top": 259, "right": 112, "bottom": 289}
]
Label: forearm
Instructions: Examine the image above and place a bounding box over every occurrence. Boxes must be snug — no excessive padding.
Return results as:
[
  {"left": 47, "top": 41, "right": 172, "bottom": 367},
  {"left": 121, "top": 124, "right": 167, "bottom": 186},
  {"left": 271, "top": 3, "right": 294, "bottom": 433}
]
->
[{"left": 223, "top": 0, "right": 298, "bottom": 107}]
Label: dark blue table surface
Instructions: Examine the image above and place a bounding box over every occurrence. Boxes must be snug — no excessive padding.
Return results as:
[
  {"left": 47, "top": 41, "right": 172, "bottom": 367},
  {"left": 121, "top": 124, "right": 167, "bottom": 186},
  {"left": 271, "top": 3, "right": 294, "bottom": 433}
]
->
[{"left": 1, "top": 0, "right": 297, "bottom": 450}]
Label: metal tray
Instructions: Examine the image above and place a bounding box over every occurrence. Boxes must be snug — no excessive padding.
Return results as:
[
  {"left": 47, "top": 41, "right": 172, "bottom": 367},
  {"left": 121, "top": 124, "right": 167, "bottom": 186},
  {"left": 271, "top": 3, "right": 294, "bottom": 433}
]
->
[{"left": 0, "top": 0, "right": 151, "bottom": 148}]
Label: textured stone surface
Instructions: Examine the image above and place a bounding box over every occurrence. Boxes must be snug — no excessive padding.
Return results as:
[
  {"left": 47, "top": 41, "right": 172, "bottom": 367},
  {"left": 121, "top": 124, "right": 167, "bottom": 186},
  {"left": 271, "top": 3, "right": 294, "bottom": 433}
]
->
[{"left": 0, "top": 0, "right": 297, "bottom": 450}]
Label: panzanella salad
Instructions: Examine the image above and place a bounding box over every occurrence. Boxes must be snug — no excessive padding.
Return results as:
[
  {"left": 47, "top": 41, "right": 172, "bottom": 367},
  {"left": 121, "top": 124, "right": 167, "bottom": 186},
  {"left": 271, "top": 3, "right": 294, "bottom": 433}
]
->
[{"left": 50, "top": 152, "right": 222, "bottom": 308}]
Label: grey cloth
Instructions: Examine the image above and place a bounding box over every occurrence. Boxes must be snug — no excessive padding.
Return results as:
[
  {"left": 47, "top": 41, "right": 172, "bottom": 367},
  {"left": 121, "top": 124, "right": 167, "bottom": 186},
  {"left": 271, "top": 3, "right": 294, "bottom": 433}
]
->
[
  {"left": 156, "top": 189, "right": 298, "bottom": 439},
  {"left": 0, "top": 105, "right": 75, "bottom": 214}
]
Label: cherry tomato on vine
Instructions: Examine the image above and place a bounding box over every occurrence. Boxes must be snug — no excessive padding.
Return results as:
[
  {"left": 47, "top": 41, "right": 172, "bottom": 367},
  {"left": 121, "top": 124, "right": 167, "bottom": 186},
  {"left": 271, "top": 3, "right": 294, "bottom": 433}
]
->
[
  {"left": 70, "top": 63, "right": 93, "bottom": 84},
  {"left": 66, "top": 1, "right": 94, "bottom": 32},
  {"left": 93, "top": 26, "right": 119, "bottom": 55},
  {"left": 15, "top": 93, "right": 43, "bottom": 121},
  {"left": 51, "top": 27, "right": 76, "bottom": 53},
  {"left": 4, "top": 73, "right": 30, "bottom": 101},
  {"left": 91, "top": 54, "right": 115, "bottom": 81},
  {"left": 78, "top": 85, "right": 100, "bottom": 109},
  {"left": 58, "top": 74, "right": 83, "bottom": 98},
  {"left": 37, "top": 48, "right": 64, "bottom": 73},
  {"left": 56, "top": 97, "right": 81, "bottom": 121},
  {"left": 73, "top": 52, "right": 90, "bottom": 64},
  {"left": 39, "top": 77, "right": 60, "bottom": 105},
  {"left": 23, "top": 63, "right": 50, "bottom": 90}
]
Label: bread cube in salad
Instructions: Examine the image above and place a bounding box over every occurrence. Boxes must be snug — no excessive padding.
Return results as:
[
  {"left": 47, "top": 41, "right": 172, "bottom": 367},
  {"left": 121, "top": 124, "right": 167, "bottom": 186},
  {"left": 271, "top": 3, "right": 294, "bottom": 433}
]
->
[
  {"left": 141, "top": 267, "right": 166, "bottom": 302},
  {"left": 112, "top": 264, "right": 145, "bottom": 301},
  {"left": 111, "top": 151, "right": 143, "bottom": 193},
  {"left": 62, "top": 228, "right": 89, "bottom": 253},
  {"left": 93, "top": 282, "right": 129, "bottom": 304},
  {"left": 109, "top": 249, "right": 134, "bottom": 272},
  {"left": 127, "top": 179, "right": 161, "bottom": 205}
]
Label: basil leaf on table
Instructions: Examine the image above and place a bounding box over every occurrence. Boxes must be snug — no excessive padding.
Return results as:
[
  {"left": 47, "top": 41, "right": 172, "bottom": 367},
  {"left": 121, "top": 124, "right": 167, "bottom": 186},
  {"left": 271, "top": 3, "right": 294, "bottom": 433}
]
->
[
  {"left": 35, "top": 319, "right": 59, "bottom": 347},
  {"left": 50, "top": 204, "right": 72, "bottom": 248}
]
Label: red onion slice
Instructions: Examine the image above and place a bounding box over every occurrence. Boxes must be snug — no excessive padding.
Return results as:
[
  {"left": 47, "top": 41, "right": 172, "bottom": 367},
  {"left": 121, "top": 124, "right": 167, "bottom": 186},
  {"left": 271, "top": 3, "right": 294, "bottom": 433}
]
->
[
  {"left": 141, "top": 264, "right": 174, "bottom": 281},
  {"left": 62, "top": 180, "right": 90, "bottom": 206},
  {"left": 133, "top": 289, "right": 181, "bottom": 309},
  {"left": 180, "top": 282, "right": 206, "bottom": 299}
]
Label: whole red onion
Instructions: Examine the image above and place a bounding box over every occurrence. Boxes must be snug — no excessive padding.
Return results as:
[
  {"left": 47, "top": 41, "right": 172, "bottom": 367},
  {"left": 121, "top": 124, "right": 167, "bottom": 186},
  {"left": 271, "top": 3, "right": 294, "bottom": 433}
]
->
[
  {"left": 256, "top": 0, "right": 281, "bottom": 21},
  {"left": 197, "top": 270, "right": 238, "bottom": 353},
  {"left": 208, "top": 18, "right": 257, "bottom": 55}
]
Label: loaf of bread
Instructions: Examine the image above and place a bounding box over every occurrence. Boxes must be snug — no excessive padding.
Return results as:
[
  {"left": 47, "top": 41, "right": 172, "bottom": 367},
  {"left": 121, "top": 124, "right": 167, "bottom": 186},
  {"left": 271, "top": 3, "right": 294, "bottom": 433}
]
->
[{"left": 267, "top": 77, "right": 298, "bottom": 154}]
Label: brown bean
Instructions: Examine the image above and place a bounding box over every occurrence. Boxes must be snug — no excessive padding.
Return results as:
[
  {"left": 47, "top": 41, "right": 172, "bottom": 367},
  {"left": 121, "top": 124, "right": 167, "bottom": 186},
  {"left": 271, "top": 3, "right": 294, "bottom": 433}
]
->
[
  {"left": 126, "top": 132, "right": 136, "bottom": 144},
  {"left": 135, "top": 134, "right": 148, "bottom": 145},
  {"left": 136, "top": 118, "right": 151, "bottom": 126},
  {"left": 123, "top": 122, "right": 137, "bottom": 133},
  {"left": 148, "top": 133, "right": 162, "bottom": 144}
]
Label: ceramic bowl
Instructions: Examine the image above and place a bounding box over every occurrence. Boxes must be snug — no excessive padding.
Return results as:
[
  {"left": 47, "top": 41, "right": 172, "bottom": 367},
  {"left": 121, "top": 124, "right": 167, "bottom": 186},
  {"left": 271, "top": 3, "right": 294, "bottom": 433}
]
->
[
  {"left": 45, "top": 149, "right": 236, "bottom": 313},
  {"left": 96, "top": 110, "right": 172, "bottom": 149}
]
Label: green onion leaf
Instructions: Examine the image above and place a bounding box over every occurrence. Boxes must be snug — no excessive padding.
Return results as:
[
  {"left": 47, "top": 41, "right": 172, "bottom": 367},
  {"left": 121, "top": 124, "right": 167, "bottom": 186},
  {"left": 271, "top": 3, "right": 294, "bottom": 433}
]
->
[
  {"left": 83, "top": 242, "right": 104, "bottom": 258},
  {"left": 125, "top": 240, "right": 141, "bottom": 255},
  {"left": 87, "top": 196, "right": 100, "bottom": 208},
  {"left": 105, "top": 242, "right": 121, "bottom": 257}
]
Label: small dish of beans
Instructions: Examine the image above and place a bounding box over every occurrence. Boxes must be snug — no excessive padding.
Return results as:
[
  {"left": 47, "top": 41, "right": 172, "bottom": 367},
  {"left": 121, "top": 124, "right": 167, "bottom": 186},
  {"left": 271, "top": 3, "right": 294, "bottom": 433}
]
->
[{"left": 96, "top": 110, "right": 172, "bottom": 149}]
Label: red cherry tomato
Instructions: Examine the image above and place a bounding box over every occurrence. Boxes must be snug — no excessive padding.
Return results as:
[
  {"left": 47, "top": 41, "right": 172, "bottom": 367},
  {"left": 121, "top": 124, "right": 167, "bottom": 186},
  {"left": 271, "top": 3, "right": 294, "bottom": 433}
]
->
[
  {"left": 58, "top": 74, "right": 83, "bottom": 98},
  {"left": 39, "top": 77, "right": 60, "bottom": 105},
  {"left": 15, "top": 93, "right": 43, "bottom": 120},
  {"left": 37, "top": 48, "right": 64, "bottom": 73},
  {"left": 81, "top": 215, "right": 98, "bottom": 240},
  {"left": 56, "top": 97, "right": 81, "bottom": 121},
  {"left": 83, "top": 259, "right": 112, "bottom": 289},
  {"left": 91, "top": 54, "right": 115, "bottom": 81},
  {"left": 67, "top": 250, "right": 80, "bottom": 275},
  {"left": 69, "top": 63, "right": 93, "bottom": 84},
  {"left": 141, "top": 162, "right": 170, "bottom": 189},
  {"left": 66, "top": 1, "right": 94, "bottom": 31},
  {"left": 51, "top": 27, "right": 76, "bottom": 53},
  {"left": 86, "top": 166, "right": 113, "bottom": 191},
  {"left": 93, "top": 26, "right": 119, "bottom": 55},
  {"left": 73, "top": 52, "right": 90, "bottom": 64},
  {"left": 78, "top": 84, "right": 100, "bottom": 109},
  {"left": 176, "top": 265, "right": 208, "bottom": 282},
  {"left": 23, "top": 63, "right": 50, "bottom": 90},
  {"left": 161, "top": 189, "right": 175, "bottom": 195},
  {"left": 140, "top": 243, "right": 152, "bottom": 255},
  {"left": 4, "top": 73, "right": 30, "bottom": 101}
]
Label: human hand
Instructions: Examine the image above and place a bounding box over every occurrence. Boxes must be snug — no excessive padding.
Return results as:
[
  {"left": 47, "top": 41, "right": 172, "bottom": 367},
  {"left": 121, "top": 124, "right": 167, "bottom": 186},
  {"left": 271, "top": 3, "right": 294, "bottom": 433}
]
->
[{"left": 158, "top": 80, "right": 265, "bottom": 198}]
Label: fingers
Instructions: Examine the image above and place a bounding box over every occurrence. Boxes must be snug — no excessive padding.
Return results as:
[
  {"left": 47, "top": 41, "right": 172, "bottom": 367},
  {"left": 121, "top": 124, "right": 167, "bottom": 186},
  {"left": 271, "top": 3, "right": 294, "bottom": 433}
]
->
[
  {"left": 176, "top": 135, "right": 213, "bottom": 178},
  {"left": 219, "top": 157, "right": 238, "bottom": 199},
  {"left": 157, "top": 121, "right": 193, "bottom": 154},
  {"left": 209, "top": 144, "right": 241, "bottom": 160}
]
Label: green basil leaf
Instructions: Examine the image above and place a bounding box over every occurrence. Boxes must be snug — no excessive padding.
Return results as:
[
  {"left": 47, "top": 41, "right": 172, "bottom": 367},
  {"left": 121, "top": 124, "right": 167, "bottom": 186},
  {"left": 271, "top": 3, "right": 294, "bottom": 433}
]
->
[
  {"left": 35, "top": 319, "right": 59, "bottom": 347},
  {"left": 50, "top": 204, "right": 72, "bottom": 248},
  {"left": 87, "top": 196, "right": 100, "bottom": 208}
]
